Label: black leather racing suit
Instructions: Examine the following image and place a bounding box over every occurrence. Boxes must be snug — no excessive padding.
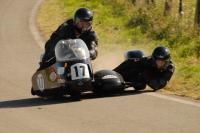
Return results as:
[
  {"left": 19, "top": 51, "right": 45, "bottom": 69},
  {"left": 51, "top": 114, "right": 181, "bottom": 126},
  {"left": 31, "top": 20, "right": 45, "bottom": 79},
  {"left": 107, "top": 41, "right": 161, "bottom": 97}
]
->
[
  {"left": 113, "top": 57, "right": 175, "bottom": 90},
  {"left": 39, "top": 19, "right": 98, "bottom": 70}
]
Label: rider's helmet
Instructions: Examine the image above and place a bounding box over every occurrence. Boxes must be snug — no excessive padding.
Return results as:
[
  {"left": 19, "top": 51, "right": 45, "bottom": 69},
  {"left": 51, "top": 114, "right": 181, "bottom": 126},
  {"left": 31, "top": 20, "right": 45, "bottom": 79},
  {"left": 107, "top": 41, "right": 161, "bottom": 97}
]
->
[
  {"left": 152, "top": 45, "right": 171, "bottom": 69},
  {"left": 74, "top": 8, "right": 93, "bottom": 33}
]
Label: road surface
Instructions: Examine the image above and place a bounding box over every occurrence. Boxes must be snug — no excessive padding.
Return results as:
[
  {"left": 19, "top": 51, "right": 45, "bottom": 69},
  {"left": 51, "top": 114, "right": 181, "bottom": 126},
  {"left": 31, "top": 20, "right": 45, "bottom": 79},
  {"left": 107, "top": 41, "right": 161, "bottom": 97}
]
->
[{"left": 0, "top": 0, "right": 200, "bottom": 133}]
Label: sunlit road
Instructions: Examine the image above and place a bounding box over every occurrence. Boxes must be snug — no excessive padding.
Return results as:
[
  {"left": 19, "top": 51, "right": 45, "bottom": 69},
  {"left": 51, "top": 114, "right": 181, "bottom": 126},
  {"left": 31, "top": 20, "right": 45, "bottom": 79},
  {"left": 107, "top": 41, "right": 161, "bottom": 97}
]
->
[{"left": 0, "top": 0, "right": 200, "bottom": 133}]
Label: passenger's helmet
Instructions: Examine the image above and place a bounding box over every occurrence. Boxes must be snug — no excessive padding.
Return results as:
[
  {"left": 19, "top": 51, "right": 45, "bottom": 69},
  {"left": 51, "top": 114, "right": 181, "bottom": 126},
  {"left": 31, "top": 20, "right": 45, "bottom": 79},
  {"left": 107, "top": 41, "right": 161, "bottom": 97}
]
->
[
  {"left": 152, "top": 46, "right": 170, "bottom": 60},
  {"left": 152, "top": 45, "right": 171, "bottom": 69},
  {"left": 74, "top": 8, "right": 93, "bottom": 32}
]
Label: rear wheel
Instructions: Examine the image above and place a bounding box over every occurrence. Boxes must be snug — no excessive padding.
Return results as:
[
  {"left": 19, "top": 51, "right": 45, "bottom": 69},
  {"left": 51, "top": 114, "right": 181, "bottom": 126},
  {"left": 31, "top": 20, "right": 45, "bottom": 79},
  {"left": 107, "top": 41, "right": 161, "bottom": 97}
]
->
[
  {"left": 92, "top": 87, "right": 105, "bottom": 96},
  {"left": 133, "top": 83, "right": 146, "bottom": 91}
]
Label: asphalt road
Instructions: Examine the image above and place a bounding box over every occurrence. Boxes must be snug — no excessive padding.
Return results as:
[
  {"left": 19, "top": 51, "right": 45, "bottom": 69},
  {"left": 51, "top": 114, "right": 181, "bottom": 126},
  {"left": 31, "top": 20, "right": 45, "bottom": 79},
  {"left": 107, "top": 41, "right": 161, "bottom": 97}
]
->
[{"left": 0, "top": 0, "right": 200, "bottom": 133}]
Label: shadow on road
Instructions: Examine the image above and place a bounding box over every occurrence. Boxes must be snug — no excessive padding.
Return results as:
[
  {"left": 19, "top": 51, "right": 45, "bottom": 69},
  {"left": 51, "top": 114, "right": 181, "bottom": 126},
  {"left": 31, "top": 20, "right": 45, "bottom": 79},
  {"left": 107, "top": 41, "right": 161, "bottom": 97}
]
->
[{"left": 0, "top": 90, "right": 154, "bottom": 108}]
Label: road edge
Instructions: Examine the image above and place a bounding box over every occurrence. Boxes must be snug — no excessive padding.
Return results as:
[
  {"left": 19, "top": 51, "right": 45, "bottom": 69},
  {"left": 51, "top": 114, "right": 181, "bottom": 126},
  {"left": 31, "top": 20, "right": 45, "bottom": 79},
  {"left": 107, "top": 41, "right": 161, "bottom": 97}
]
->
[
  {"left": 146, "top": 92, "right": 200, "bottom": 108},
  {"left": 29, "top": 0, "right": 45, "bottom": 50}
]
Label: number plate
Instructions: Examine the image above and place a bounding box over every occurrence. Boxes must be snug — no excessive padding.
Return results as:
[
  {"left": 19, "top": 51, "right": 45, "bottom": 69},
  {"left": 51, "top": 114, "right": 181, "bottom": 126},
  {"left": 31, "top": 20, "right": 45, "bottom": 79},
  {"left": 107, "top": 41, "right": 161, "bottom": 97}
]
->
[
  {"left": 70, "top": 63, "right": 90, "bottom": 80},
  {"left": 37, "top": 74, "right": 45, "bottom": 91}
]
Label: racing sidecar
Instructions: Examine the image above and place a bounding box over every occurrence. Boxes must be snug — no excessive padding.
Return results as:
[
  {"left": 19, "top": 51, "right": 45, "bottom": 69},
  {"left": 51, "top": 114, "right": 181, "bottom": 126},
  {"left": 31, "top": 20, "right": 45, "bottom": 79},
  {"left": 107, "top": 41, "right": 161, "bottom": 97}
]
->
[{"left": 31, "top": 39, "right": 126, "bottom": 99}]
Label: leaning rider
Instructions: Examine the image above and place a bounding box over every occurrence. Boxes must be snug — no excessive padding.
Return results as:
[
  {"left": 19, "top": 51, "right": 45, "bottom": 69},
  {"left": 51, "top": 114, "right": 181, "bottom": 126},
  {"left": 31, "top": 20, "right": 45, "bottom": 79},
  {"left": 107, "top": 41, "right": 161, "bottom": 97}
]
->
[{"left": 113, "top": 45, "right": 175, "bottom": 91}]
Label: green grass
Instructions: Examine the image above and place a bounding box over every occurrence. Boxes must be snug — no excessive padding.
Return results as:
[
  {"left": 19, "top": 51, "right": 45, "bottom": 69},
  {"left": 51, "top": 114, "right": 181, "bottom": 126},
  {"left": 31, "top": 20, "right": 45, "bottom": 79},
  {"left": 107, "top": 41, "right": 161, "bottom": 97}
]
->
[{"left": 37, "top": 0, "right": 200, "bottom": 100}]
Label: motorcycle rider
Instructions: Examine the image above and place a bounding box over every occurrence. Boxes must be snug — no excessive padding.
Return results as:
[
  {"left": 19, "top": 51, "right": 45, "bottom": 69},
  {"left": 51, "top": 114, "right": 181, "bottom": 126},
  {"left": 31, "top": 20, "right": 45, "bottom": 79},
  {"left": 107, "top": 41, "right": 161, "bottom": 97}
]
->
[
  {"left": 113, "top": 45, "right": 175, "bottom": 91},
  {"left": 39, "top": 8, "right": 98, "bottom": 70}
]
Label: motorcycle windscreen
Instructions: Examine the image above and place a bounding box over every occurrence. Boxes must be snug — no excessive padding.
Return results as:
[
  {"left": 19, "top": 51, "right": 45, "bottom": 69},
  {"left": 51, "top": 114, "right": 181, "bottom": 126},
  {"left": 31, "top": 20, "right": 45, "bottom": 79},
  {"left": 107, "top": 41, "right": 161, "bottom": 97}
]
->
[{"left": 55, "top": 39, "right": 90, "bottom": 62}]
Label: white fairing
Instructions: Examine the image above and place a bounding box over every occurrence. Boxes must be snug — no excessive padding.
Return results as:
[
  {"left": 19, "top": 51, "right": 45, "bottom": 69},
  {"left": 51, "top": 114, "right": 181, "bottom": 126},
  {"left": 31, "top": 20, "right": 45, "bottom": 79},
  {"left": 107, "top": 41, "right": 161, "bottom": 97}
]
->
[
  {"left": 70, "top": 63, "right": 90, "bottom": 80},
  {"left": 55, "top": 39, "right": 90, "bottom": 62}
]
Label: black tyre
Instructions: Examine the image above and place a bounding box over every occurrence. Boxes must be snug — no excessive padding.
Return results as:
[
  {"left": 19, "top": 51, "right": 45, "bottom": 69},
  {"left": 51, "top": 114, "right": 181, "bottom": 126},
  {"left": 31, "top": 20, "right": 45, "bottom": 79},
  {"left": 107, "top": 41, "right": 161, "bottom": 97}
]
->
[
  {"left": 31, "top": 87, "right": 35, "bottom": 95},
  {"left": 69, "top": 90, "right": 81, "bottom": 100},
  {"left": 133, "top": 83, "right": 146, "bottom": 91}
]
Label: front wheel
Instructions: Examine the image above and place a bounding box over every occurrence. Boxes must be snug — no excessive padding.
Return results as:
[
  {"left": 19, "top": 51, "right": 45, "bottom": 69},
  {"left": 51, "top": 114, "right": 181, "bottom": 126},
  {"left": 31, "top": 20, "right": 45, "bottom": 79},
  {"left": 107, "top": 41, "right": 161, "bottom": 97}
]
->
[{"left": 69, "top": 90, "right": 81, "bottom": 100}]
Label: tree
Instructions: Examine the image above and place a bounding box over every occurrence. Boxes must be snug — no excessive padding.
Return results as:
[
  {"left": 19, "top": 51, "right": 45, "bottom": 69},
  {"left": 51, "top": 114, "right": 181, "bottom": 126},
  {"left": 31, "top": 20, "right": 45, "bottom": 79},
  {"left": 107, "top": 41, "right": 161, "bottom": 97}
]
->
[
  {"left": 145, "top": 0, "right": 156, "bottom": 5},
  {"left": 195, "top": 0, "right": 200, "bottom": 25},
  {"left": 178, "top": 0, "right": 183, "bottom": 17},
  {"left": 151, "top": 0, "right": 156, "bottom": 5},
  {"left": 164, "top": 0, "right": 173, "bottom": 16},
  {"left": 130, "top": 0, "right": 137, "bottom": 6},
  {"left": 195, "top": 0, "right": 200, "bottom": 58}
]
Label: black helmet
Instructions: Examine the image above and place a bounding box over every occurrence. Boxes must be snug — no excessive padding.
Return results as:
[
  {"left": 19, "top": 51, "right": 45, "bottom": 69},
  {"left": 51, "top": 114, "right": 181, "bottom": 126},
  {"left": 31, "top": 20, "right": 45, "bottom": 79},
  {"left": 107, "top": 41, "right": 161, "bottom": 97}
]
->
[
  {"left": 152, "top": 46, "right": 170, "bottom": 60},
  {"left": 74, "top": 8, "right": 93, "bottom": 22},
  {"left": 124, "top": 50, "right": 144, "bottom": 60}
]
